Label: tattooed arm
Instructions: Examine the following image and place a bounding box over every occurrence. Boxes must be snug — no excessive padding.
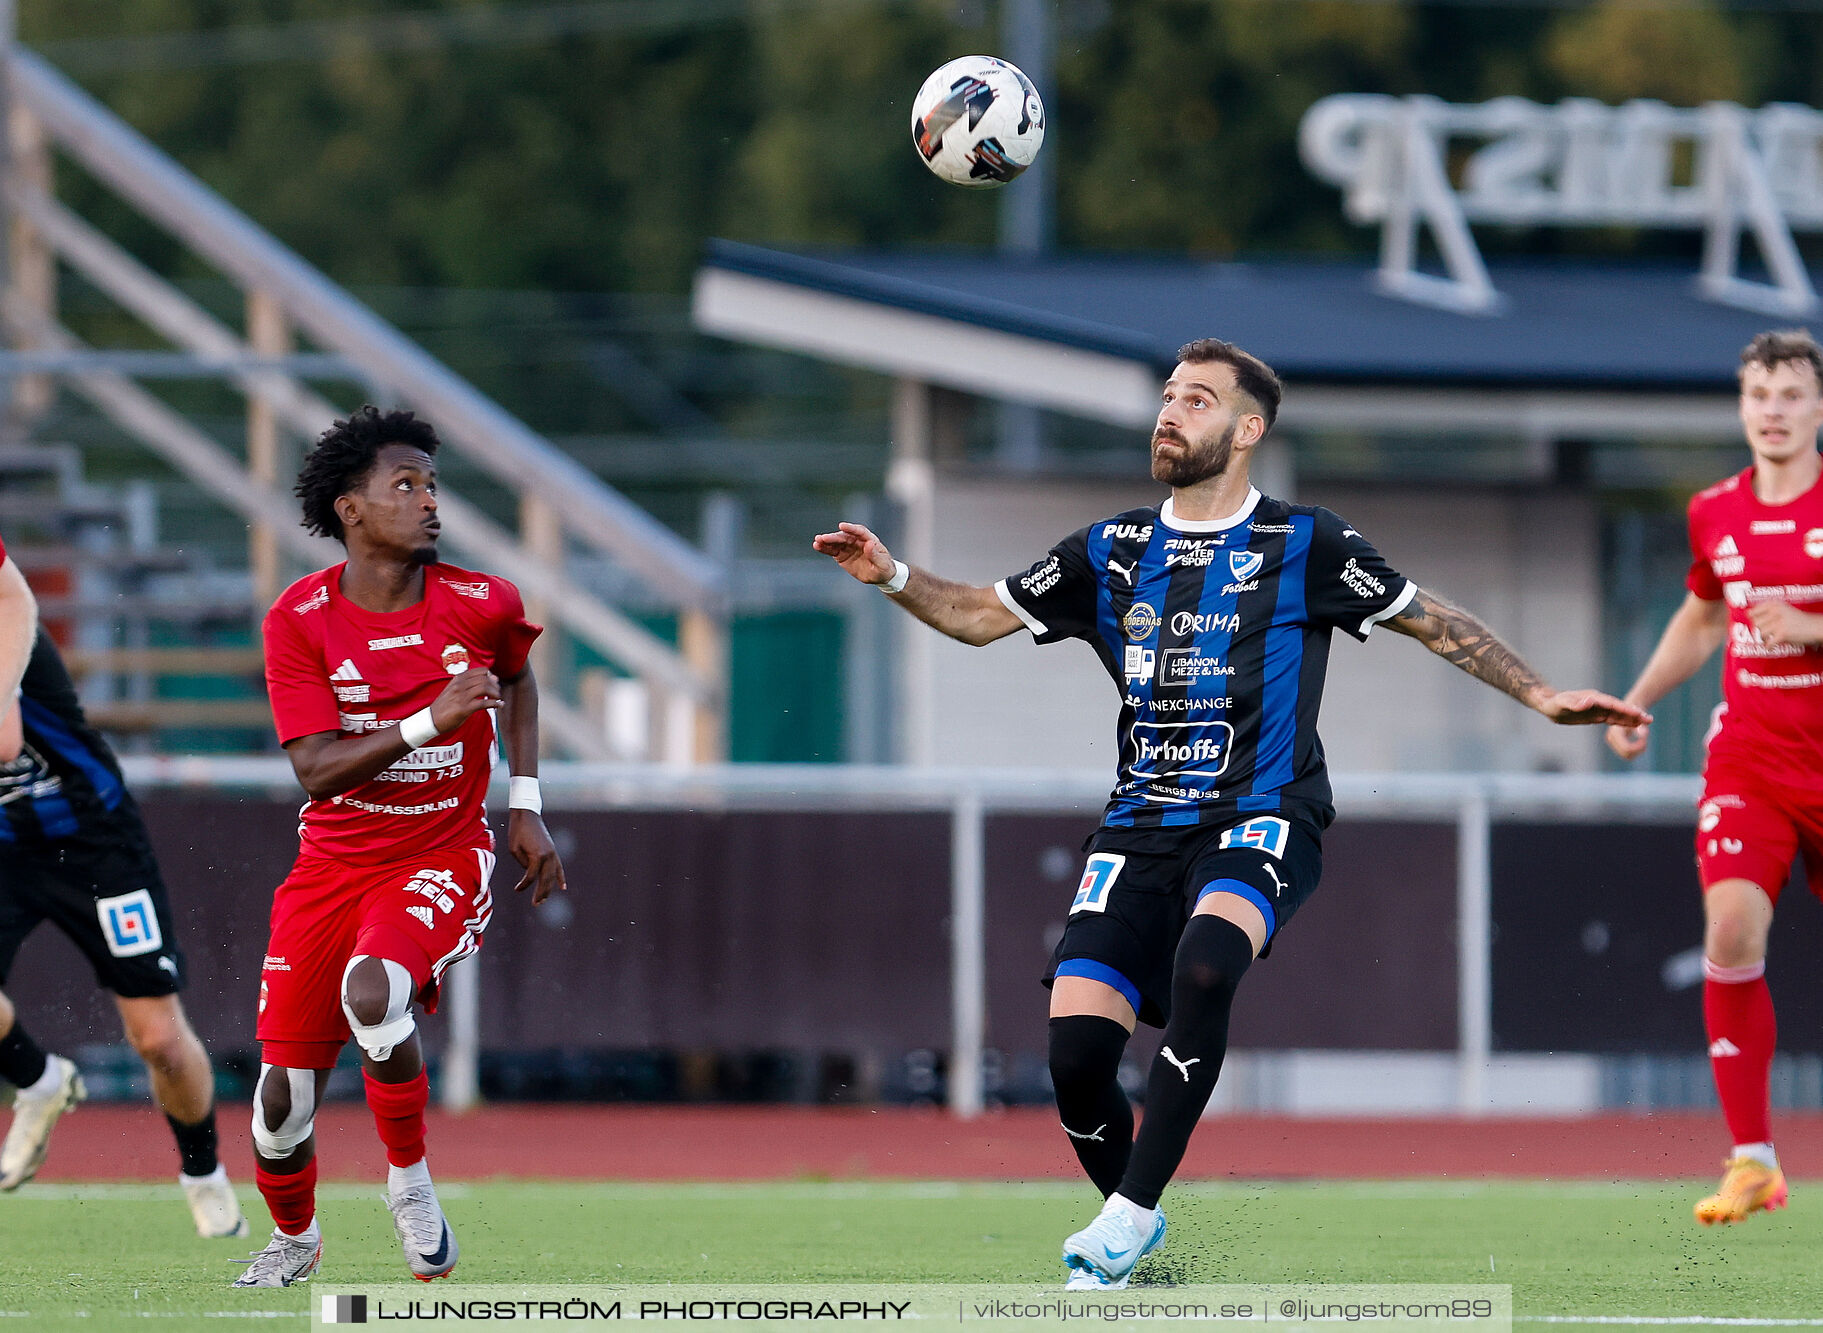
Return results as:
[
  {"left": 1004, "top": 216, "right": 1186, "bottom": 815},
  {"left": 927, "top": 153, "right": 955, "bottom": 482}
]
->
[{"left": 1383, "top": 585, "right": 1652, "bottom": 728}]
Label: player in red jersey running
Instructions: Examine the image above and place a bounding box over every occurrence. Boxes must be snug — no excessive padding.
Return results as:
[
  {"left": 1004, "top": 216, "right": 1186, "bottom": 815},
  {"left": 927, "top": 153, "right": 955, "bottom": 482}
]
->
[
  {"left": 234, "top": 406, "right": 565, "bottom": 1287},
  {"left": 1609, "top": 329, "right": 1823, "bottom": 1226}
]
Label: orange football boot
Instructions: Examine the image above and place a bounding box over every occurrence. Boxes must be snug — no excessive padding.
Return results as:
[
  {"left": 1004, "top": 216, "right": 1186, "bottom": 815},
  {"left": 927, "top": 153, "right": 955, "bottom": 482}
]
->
[{"left": 1695, "top": 1156, "right": 1788, "bottom": 1225}]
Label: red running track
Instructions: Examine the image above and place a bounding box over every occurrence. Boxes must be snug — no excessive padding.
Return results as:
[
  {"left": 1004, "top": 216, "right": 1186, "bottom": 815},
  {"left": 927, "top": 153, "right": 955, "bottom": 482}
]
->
[{"left": 22, "top": 1104, "right": 1823, "bottom": 1182}]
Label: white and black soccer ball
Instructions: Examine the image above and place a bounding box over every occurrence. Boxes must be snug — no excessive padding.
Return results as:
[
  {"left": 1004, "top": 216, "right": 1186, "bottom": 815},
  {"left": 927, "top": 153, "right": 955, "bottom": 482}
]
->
[{"left": 911, "top": 55, "right": 1045, "bottom": 189}]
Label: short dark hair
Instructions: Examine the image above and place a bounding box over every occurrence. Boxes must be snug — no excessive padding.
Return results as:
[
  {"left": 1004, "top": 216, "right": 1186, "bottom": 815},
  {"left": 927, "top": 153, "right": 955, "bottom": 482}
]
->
[
  {"left": 1176, "top": 338, "right": 1282, "bottom": 432},
  {"left": 295, "top": 405, "right": 441, "bottom": 543},
  {"left": 1740, "top": 329, "right": 1823, "bottom": 388}
]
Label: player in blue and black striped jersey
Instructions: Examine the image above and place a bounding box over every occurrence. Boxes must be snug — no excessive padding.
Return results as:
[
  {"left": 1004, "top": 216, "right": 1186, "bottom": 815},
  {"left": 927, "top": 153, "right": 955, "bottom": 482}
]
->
[
  {"left": 816, "top": 337, "right": 1648, "bottom": 1290},
  {"left": 0, "top": 536, "right": 246, "bottom": 1239}
]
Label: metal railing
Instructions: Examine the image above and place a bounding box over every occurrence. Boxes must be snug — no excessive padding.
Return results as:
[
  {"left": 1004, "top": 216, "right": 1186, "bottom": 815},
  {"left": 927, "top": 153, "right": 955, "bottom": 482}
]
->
[
  {"left": 117, "top": 758, "right": 1702, "bottom": 1116},
  {"left": 1, "top": 43, "right": 727, "bottom": 757}
]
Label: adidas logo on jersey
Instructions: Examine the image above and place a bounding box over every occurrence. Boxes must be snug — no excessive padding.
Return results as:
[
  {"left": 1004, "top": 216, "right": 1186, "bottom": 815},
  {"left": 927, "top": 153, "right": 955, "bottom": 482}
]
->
[
  {"left": 330, "top": 659, "right": 362, "bottom": 681},
  {"left": 407, "top": 904, "right": 436, "bottom": 929},
  {"left": 1709, "top": 1037, "right": 1741, "bottom": 1058},
  {"left": 1716, "top": 536, "right": 1739, "bottom": 557}
]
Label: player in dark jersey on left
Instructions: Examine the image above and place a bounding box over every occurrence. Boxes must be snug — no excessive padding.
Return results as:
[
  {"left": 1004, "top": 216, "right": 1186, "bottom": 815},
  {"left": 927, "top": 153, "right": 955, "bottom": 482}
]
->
[
  {"left": 234, "top": 406, "right": 565, "bottom": 1288},
  {"left": 816, "top": 337, "right": 1647, "bottom": 1290},
  {"left": 0, "top": 532, "right": 246, "bottom": 1239}
]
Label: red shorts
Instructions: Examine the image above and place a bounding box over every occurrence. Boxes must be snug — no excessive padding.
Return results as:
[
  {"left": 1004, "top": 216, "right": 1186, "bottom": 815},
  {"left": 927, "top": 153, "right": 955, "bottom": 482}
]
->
[
  {"left": 1696, "top": 770, "right": 1823, "bottom": 902},
  {"left": 257, "top": 846, "right": 495, "bottom": 1068}
]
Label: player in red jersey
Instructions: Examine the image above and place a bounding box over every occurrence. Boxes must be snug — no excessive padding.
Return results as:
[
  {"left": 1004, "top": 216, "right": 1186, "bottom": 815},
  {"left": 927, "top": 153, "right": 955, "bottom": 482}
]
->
[
  {"left": 1609, "top": 329, "right": 1823, "bottom": 1225},
  {"left": 234, "top": 406, "right": 565, "bottom": 1287}
]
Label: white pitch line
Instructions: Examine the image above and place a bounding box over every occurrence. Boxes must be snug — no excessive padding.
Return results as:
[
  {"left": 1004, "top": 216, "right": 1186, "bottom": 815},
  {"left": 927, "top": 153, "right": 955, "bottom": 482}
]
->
[
  {"left": 6, "top": 1182, "right": 471, "bottom": 1201},
  {"left": 1521, "top": 1319, "right": 1823, "bottom": 1327}
]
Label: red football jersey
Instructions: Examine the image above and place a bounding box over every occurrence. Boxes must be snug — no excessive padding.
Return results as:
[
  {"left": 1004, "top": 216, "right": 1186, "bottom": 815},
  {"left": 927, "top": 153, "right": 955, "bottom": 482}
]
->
[
  {"left": 263, "top": 561, "right": 541, "bottom": 865},
  {"left": 1686, "top": 466, "right": 1823, "bottom": 787}
]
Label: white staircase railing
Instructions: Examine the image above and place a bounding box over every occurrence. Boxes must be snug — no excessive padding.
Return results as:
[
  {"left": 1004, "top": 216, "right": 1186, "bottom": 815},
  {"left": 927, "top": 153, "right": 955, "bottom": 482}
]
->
[{"left": 0, "top": 42, "right": 726, "bottom": 759}]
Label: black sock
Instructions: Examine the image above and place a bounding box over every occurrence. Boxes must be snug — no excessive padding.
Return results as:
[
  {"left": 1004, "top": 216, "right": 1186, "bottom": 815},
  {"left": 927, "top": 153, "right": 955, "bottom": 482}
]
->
[
  {"left": 1118, "top": 916, "right": 1256, "bottom": 1210},
  {"left": 168, "top": 1109, "right": 220, "bottom": 1177},
  {"left": 0, "top": 1018, "right": 48, "bottom": 1091},
  {"left": 1049, "top": 1015, "right": 1134, "bottom": 1197}
]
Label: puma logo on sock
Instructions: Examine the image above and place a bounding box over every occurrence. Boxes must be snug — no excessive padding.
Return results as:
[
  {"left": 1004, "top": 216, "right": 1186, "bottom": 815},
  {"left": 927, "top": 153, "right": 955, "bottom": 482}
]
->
[{"left": 1161, "top": 1046, "right": 1200, "bottom": 1081}]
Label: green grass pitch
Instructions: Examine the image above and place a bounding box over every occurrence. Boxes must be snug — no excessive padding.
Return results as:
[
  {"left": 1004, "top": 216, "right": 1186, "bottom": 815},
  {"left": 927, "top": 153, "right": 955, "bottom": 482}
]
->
[{"left": 1, "top": 1180, "right": 1820, "bottom": 1328}]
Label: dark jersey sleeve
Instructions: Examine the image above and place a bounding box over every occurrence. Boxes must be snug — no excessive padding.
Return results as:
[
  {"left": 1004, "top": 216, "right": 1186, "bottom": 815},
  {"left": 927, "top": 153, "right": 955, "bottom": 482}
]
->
[
  {"left": 19, "top": 632, "right": 123, "bottom": 775},
  {"left": 993, "top": 526, "right": 1099, "bottom": 645},
  {"left": 1302, "top": 508, "right": 1416, "bottom": 641}
]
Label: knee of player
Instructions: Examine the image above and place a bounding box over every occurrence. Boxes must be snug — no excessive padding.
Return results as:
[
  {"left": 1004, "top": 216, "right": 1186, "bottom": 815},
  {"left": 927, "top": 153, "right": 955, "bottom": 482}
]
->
[
  {"left": 1704, "top": 911, "right": 1769, "bottom": 964},
  {"left": 1175, "top": 917, "right": 1259, "bottom": 996},
  {"left": 120, "top": 997, "right": 197, "bottom": 1065},
  {"left": 1705, "top": 921, "right": 1768, "bottom": 968},
  {"left": 251, "top": 1065, "right": 316, "bottom": 1158},
  {"left": 340, "top": 955, "right": 416, "bottom": 1061},
  {"left": 126, "top": 1022, "right": 190, "bottom": 1073},
  {"left": 1047, "top": 1014, "right": 1128, "bottom": 1088}
]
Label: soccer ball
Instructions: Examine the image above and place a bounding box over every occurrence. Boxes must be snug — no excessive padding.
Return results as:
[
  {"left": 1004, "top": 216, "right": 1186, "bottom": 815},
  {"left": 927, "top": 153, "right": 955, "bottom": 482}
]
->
[{"left": 911, "top": 56, "right": 1045, "bottom": 188}]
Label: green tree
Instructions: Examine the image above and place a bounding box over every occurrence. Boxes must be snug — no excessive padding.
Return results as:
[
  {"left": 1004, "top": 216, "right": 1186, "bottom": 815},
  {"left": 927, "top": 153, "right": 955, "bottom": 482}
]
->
[{"left": 1545, "top": 0, "right": 1746, "bottom": 107}]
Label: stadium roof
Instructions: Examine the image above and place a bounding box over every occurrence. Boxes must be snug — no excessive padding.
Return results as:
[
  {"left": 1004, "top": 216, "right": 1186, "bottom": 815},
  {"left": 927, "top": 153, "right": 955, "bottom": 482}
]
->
[{"left": 691, "top": 241, "right": 1789, "bottom": 439}]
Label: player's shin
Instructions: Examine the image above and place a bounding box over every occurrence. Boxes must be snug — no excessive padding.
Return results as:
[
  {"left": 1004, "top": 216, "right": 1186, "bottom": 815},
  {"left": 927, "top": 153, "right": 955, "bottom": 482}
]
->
[
  {"left": 251, "top": 1065, "right": 318, "bottom": 1235},
  {"left": 1704, "top": 958, "right": 1777, "bottom": 1151},
  {"left": 343, "top": 954, "right": 430, "bottom": 1169},
  {"left": 365, "top": 1065, "right": 429, "bottom": 1169},
  {"left": 1118, "top": 916, "right": 1255, "bottom": 1210},
  {"left": 1049, "top": 1015, "right": 1134, "bottom": 1196},
  {"left": 0, "top": 1013, "right": 49, "bottom": 1089},
  {"left": 167, "top": 1110, "right": 220, "bottom": 1178}
]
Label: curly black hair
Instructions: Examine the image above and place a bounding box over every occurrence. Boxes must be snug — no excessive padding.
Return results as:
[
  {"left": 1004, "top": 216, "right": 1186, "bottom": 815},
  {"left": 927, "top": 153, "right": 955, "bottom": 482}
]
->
[{"left": 294, "top": 405, "right": 441, "bottom": 542}]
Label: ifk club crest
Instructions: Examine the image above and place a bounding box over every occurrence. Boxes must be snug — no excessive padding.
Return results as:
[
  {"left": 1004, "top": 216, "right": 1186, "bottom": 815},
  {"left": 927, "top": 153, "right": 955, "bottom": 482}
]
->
[{"left": 1229, "top": 549, "right": 1264, "bottom": 581}]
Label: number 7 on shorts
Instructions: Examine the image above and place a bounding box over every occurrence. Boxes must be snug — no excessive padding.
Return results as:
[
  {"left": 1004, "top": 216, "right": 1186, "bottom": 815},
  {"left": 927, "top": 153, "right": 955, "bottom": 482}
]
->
[{"left": 1070, "top": 853, "right": 1126, "bottom": 915}]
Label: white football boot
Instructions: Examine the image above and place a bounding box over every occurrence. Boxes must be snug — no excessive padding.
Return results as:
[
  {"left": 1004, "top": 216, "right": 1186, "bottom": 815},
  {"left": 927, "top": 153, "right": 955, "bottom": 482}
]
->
[
  {"left": 387, "top": 1174, "right": 459, "bottom": 1281},
  {"left": 1062, "top": 1197, "right": 1167, "bottom": 1289},
  {"left": 182, "top": 1165, "right": 251, "bottom": 1238},
  {"left": 231, "top": 1225, "right": 323, "bottom": 1287},
  {"left": 0, "top": 1055, "right": 86, "bottom": 1191}
]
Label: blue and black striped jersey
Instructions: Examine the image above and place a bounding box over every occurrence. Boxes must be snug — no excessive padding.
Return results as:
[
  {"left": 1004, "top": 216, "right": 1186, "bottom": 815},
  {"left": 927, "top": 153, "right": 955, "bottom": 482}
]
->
[
  {"left": 0, "top": 631, "right": 131, "bottom": 844},
  {"left": 995, "top": 488, "right": 1413, "bottom": 830}
]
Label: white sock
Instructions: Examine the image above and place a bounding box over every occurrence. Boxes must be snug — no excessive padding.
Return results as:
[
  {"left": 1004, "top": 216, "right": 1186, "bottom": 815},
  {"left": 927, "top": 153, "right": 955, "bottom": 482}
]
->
[
  {"left": 19, "top": 1058, "right": 63, "bottom": 1099},
  {"left": 388, "top": 1159, "right": 432, "bottom": 1196},
  {"left": 1734, "top": 1142, "right": 1778, "bottom": 1170},
  {"left": 180, "top": 1164, "right": 229, "bottom": 1186},
  {"left": 277, "top": 1219, "right": 319, "bottom": 1241},
  {"left": 1108, "top": 1191, "right": 1156, "bottom": 1227}
]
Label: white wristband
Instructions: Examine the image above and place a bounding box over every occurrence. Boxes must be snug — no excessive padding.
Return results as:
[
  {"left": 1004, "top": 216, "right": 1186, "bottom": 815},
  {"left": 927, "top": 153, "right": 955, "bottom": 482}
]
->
[
  {"left": 508, "top": 776, "right": 543, "bottom": 814},
  {"left": 399, "top": 707, "right": 439, "bottom": 750},
  {"left": 879, "top": 559, "right": 910, "bottom": 595}
]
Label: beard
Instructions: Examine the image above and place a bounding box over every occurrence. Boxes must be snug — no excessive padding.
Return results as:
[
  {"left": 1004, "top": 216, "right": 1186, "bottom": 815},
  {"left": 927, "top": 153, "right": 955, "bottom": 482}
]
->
[
  {"left": 408, "top": 543, "right": 441, "bottom": 567},
  {"left": 1150, "top": 419, "right": 1237, "bottom": 488}
]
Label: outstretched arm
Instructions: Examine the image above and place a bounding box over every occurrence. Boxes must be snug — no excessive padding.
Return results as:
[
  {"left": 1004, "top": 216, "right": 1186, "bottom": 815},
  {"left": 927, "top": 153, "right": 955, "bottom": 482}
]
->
[
  {"left": 1384, "top": 585, "right": 1652, "bottom": 727},
  {"left": 499, "top": 664, "right": 565, "bottom": 905},
  {"left": 813, "top": 521, "right": 1024, "bottom": 646},
  {"left": 1604, "top": 591, "right": 1728, "bottom": 760}
]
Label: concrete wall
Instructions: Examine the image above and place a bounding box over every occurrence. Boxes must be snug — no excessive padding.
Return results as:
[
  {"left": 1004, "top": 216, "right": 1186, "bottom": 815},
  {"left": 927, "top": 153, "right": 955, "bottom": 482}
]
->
[{"left": 906, "top": 474, "right": 1604, "bottom": 776}]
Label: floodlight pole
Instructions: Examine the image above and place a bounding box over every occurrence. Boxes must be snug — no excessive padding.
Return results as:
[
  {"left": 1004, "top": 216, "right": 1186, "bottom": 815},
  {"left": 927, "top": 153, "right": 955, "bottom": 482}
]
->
[
  {"left": 997, "top": 0, "right": 1052, "bottom": 258},
  {"left": 994, "top": 0, "right": 1051, "bottom": 471},
  {"left": 0, "top": 0, "right": 14, "bottom": 331}
]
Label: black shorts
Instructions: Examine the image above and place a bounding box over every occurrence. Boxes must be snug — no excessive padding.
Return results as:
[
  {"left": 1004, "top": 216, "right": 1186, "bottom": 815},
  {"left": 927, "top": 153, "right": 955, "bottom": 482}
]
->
[
  {"left": 0, "top": 824, "right": 187, "bottom": 999},
  {"left": 1043, "top": 813, "right": 1323, "bottom": 1028}
]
